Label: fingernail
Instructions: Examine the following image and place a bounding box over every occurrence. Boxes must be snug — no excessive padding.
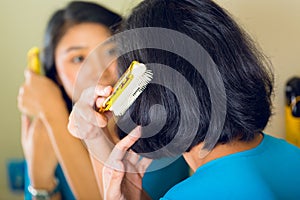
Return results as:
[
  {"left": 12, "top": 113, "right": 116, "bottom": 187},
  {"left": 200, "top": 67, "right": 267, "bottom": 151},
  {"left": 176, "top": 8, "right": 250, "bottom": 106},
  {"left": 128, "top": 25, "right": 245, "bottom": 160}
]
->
[
  {"left": 24, "top": 70, "right": 29, "bottom": 77},
  {"left": 131, "top": 126, "right": 142, "bottom": 138},
  {"left": 25, "top": 70, "right": 33, "bottom": 80},
  {"left": 96, "top": 98, "right": 102, "bottom": 108},
  {"left": 104, "top": 86, "right": 111, "bottom": 94}
]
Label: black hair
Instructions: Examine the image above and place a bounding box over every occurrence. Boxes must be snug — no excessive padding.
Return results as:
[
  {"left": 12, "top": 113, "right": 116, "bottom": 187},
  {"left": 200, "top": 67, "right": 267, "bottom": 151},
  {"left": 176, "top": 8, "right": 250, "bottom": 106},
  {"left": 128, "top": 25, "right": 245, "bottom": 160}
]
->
[
  {"left": 117, "top": 0, "right": 273, "bottom": 159},
  {"left": 42, "top": 1, "right": 122, "bottom": 112}
]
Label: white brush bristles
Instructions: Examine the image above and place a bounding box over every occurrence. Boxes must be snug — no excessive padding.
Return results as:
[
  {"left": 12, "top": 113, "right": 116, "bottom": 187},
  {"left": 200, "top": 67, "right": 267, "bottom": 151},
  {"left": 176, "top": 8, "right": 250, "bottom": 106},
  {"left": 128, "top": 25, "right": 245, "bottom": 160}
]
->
[{"left": 110, "top": 63, "right": 153, "bottom": 116}]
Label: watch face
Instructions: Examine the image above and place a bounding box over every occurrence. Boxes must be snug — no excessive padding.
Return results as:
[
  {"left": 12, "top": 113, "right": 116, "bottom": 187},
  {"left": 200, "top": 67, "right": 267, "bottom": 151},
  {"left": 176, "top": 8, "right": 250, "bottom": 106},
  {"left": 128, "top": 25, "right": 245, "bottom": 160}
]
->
[
  {"left": 28, "top": 178, "right": 60, "bottom": 199},
  {"left": 28, "top": 185, "right": 51, "bottom": 200}
]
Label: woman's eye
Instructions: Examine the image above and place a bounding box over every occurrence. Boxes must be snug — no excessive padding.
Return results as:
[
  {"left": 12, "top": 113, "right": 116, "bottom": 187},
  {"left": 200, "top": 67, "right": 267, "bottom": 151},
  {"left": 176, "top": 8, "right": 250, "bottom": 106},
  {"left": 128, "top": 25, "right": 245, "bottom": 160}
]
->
[
  {"left": 72, "top": 56, "right": 85, "bottom": 64},
  {"left": 105, "top": 48, "right": 117, "bottom": 57}
]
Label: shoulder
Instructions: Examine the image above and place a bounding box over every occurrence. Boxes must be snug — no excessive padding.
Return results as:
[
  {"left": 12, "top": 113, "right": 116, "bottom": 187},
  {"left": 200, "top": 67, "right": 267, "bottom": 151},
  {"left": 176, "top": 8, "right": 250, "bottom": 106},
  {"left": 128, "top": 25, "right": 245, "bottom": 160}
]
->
[
  {"left": 162, "top": 165, "right": 237, "bottom": 199},
  {"left": 162, "top": 162, "right": 277, "bottom": 200},
  {"left": 162, "top": 134, "right": 300, "bottom": 200},
  {"left": 263, "top": 134, "right": 300, "bottom": 157}
]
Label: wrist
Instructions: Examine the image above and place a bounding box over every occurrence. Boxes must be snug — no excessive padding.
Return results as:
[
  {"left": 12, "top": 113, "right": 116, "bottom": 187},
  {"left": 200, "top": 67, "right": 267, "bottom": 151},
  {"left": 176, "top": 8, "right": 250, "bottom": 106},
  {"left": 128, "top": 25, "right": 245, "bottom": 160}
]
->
[
  {"left": 28, "top": 178, "right": 60, "bottom": 200},
  {"left": 31, "top": 176, "right": 57, "bottom": 191}
]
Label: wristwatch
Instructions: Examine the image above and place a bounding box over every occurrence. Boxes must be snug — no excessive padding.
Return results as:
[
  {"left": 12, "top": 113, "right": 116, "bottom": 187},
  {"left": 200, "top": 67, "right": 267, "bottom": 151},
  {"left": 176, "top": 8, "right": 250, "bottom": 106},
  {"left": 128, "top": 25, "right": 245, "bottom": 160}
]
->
[{"left": 28, "top": 178, "right": 60, "bottom": 200}]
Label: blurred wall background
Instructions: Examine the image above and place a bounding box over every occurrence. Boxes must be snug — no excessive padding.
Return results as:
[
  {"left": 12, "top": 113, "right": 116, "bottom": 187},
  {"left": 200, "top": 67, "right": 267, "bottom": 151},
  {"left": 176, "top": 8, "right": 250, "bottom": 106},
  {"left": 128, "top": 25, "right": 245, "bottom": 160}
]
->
[
  {"left": 0, "top": 0, "right": 299, "bottom": 199},
  {"left": 215, "top": 0, "right": 300, "bottom": 138}
]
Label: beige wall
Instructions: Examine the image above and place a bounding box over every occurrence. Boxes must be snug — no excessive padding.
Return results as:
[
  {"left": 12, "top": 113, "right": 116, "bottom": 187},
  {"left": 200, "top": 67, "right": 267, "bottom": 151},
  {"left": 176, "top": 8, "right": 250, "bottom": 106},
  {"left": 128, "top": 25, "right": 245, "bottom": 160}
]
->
[
  {"left": 215, "top": 0, "right": 300, "bottom": 138},
  {"left": 0, "top": 0, "right": 299, "bottom": 199}
]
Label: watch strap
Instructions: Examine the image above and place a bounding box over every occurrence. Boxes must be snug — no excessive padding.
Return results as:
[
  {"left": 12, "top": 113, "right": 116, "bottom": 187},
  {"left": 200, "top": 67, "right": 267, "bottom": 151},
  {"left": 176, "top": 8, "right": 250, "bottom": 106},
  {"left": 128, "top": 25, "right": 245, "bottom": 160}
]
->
[{"left": 28, "top": 178, "right": 60, "bottom": 200}]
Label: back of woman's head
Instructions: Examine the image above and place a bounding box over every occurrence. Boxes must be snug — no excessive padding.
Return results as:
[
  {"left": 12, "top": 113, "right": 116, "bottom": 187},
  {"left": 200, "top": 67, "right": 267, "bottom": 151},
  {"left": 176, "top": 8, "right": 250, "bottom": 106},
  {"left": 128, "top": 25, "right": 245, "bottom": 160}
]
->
[
  {"left": 42, "top": 1, "right": 122, "bottom": 111},
  {"left": 117, "top": 0, "right": 273, "bottom": 158}
]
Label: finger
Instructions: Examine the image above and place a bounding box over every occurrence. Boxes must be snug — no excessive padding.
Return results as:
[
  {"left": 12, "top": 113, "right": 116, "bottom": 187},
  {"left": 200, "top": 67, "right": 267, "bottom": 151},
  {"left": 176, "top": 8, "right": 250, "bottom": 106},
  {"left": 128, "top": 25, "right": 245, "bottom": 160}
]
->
[
  {"left": 24, "top": 70, "right": 34, "bottom": 83},
  {"left": 80, "top": 87, "right": 96, "bottom": 105},
  {"left": 68, "top": 110, "right": 102, "bottom": 139},
  {"left": 124, "top": 150, "right": 140, "bottom": 166},
  {"left": 17, "top": 86, "right": 27, "bottom": 109},
  {"left": 95, "top": 96, "right": 107, "bottom": 108},
  {"left": 103, "top": 164, "right": 124, "bottom": 200},
  {"left": 95, "top": 85, "right": 113, "bottom": 97},
  {"left": 18, "top": 89, "right": 37, "bottom": 116},
  {"left": 18, "top": 94, "right": 29, "bottom": 116},
  {"left": 74, "top": 101, "right": 108, "bottom": 127},
  {"left": 24, "top": 69, "right": 30, "bottom": 78},
  {"left": 17, "top": 84, "right": 28, "bottom": 106},
  {"left": 83, "top": 107, "right": 108, "bottom": 128},
  {"left": 105, "top": 126, "right": 141, "bottom": 172},
  {"left": 123, "top": 158, "right": 139, "bottom": 174},
  {"left": 106, "top": 126, "right": 141, "bottom": 170},
  {"left": 110, "top": 126, "right": 141, "bottom": 161},
  {"left": 67, "top": 111, "right": 82, "bottom": 138},
  {"left": 77, "top": 87, "right": 112, "bottom": 126},
  {"left": 102, "top": 166, "right": 113, "bottom": 189},
  {"left": 80, "top": 85, "right": 111, "bottom": 104},
  {"left": 137, "top": 157, "right": 152, "bottom": 177},
  {"left": 17, "top": 88, "right": 24, "bottom": 112},
  {"left": 21, "top": 114, "right": 30, "bottom": 136},
  {"left": 18, "top": 85, "right": 25, "bottom": 97},
  {"left": 94, "top": 86, "right": 113, "bottom": 109}
]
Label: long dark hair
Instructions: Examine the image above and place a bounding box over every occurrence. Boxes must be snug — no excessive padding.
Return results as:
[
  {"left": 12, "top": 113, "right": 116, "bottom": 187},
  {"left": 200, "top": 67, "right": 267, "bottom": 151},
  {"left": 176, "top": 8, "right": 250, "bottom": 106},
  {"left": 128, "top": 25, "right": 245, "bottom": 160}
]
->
[
  {"left": 42, "top": 1, "right": 122, "bottom": 112},
  {"left": 117, "top": 0, "right": 274, "bottom": 158}
]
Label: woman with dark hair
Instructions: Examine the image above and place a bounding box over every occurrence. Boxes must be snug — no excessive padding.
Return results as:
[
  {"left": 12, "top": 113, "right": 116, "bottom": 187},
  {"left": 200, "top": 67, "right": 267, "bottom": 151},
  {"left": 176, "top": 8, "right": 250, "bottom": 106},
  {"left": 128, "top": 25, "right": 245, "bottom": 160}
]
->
[
  {"left": 18, "top": 2, "right": 121, "bottom": 199},
  {"left": 18, "top": 1, "right": 189, "bottom": 200},
  {"left": 68, "top": 0, "right": 300, "bottom": 199}
]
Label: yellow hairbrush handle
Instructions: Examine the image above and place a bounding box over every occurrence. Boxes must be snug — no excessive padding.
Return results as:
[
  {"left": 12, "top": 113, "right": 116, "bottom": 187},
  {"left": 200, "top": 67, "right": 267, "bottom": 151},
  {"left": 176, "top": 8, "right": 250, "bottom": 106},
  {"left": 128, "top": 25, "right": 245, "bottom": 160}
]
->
[
  {"left": 99, "top": 61, "right": 137, "bottom": 113},
  {"left": 27, "top": 47, "right": 42, "bottom": 74},
  {"left": 98, "top": 61, "right": 153, "bottom": 116}
]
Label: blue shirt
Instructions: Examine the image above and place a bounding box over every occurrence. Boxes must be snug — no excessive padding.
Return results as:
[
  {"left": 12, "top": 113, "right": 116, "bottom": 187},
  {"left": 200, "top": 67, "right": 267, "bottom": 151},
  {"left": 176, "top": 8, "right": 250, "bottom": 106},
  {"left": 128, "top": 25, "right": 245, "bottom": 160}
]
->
[
  {"left": 24, "top": 156, "right": 189, "bottom": 200},
  {"left": 161, "top": 134, "right": 300, "bottom": 200},
  {"left": 143, "top": 156, "right": 189, "bottom": 200}
]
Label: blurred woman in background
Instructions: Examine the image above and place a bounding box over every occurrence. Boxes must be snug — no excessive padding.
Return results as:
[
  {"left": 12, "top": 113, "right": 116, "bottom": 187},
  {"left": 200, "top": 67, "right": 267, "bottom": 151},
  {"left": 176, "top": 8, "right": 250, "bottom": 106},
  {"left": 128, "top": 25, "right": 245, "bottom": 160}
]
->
[{"left": 18, "top": 1, "right": 189, "bottom": 199}]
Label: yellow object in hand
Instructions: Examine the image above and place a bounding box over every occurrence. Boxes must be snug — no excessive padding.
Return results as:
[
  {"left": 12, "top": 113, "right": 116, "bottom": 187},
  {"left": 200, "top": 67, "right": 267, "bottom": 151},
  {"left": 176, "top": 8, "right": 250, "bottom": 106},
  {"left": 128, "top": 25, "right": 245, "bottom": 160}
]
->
[
  {"left": 27, "top": 47, "right": 42, "bottom": 74},
  {"left": 99, "top": 61, "right": 153, "bottom": 116}
]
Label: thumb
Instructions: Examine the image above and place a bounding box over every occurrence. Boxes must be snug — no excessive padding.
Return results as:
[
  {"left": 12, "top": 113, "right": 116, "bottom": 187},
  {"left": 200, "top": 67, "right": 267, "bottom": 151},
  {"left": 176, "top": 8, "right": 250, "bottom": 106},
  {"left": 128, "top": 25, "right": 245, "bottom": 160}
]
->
[
  {"left": 24, "top": 69, "right": 39, "bottom": 84},
  {"left": 21, "top": 114, "right": 31, "bottom": 138}
]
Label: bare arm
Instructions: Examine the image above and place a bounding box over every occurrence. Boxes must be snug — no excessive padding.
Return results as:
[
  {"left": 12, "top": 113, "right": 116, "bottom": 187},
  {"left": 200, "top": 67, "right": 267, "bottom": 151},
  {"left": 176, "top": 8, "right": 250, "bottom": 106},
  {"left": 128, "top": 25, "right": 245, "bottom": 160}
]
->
[
  {"left": 102, "top": 126, "right": 152, "bottom": 200},
  {"left": 41, "top": 103, "right": 101, "bottom": 199},
  {"left": 68, "top": 85, "right": 116, "bottom": 197},
  {"left": 20, "top": 116, "right": 61, "bottom": 200},
  {"left": 19, "top": 70, "right": 101, "bottom": 199},
  {"left": 68, "top": 85, "right": 152, "bottom": 200}
]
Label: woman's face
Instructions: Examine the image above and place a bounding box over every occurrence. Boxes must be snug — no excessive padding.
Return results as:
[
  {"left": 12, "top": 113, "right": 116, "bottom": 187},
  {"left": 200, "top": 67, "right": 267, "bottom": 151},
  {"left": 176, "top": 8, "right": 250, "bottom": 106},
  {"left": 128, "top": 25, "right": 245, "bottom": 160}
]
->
[{"left": 55, "top": 23, "right": 118, "bottom": 101}]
